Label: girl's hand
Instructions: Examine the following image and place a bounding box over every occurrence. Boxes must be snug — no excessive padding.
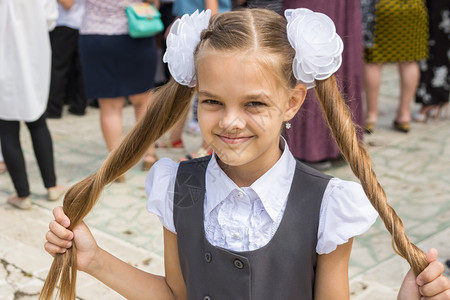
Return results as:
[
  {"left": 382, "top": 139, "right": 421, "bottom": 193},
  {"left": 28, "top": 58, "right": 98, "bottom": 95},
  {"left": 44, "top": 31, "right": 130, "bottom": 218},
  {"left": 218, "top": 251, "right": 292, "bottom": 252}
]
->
[
  {"left": 44, "top": 206, "right": 100, "bottom": 273},
  {"left": 398, "top": 248, "right": 450, "bottom": 300}
]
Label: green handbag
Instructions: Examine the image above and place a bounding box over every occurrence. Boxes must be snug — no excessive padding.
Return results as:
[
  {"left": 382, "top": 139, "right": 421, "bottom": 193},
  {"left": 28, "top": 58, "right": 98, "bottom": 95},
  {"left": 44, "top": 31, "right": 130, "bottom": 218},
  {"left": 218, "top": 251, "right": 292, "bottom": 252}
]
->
[{"left": 125, "top": 3, "right": 164, "bottom": 38}]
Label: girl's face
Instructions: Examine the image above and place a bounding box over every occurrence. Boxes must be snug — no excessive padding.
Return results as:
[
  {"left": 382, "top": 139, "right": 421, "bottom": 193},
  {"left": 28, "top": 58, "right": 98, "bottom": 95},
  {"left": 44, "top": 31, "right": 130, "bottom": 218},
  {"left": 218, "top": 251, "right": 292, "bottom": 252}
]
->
[{"left": 196, "top": 51, "right": 305, "bottom": 175}]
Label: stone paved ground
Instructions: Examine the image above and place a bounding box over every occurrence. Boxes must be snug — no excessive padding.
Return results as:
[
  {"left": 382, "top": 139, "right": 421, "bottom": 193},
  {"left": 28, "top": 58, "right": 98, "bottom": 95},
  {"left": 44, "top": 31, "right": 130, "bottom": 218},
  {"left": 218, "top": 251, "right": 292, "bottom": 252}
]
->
[{"left": 0, "top": 64, "right": 449, "bottom": 299}]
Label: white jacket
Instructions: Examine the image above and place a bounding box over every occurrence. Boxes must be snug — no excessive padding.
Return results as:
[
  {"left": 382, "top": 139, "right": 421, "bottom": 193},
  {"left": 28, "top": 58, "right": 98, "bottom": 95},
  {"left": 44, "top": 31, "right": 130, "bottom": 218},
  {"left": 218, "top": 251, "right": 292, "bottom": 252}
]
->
[{"left": 0, "top": 0, "right": 58, "bottom": 121}]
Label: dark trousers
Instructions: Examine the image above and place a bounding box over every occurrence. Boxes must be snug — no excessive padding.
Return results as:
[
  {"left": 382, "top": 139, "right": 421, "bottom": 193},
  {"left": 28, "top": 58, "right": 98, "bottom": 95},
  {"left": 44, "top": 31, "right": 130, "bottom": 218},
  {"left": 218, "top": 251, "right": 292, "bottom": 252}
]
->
[
  {"left": 47, "top": 26, "right": 87, "bottom": 117},
  {"left": 0, "top": 114, "right": 57, "bottom": 197}
]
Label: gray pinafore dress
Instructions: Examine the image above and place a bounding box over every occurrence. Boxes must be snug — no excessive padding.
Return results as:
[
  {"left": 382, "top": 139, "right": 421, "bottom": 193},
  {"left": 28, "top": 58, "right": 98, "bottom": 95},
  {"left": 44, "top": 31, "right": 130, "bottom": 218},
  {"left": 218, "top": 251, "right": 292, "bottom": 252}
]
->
[{"left": 174, "top": 156, "right": 332, "bottom": 300}]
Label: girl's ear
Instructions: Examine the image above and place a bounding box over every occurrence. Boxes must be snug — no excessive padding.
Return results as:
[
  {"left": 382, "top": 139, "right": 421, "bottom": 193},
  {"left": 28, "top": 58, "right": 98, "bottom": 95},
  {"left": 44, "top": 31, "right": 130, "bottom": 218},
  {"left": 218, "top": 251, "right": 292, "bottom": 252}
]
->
[{"left": 284, "top": 83, "right": 307, "bottom": 121}]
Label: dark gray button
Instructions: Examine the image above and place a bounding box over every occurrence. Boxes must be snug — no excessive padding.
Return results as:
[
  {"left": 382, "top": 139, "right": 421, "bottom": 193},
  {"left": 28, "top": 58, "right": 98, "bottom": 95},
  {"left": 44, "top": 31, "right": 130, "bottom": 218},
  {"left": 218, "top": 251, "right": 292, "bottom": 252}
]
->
[
  {"left": 205, "top": 252, "right": 212, "bottom": 263},
  {"left": 203, "top": 296, "right": 211, "bottom": 300},
  {"left": 234, "top": 259, "right": 244, "bottom": 269}
]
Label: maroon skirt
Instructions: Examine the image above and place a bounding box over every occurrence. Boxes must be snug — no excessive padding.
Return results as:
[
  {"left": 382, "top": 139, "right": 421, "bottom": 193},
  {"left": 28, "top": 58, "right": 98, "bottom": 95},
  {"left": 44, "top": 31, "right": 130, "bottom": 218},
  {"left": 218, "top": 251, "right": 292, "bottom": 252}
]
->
[{"left": 282, "top": 0, "right": 365, "bottom": 162}]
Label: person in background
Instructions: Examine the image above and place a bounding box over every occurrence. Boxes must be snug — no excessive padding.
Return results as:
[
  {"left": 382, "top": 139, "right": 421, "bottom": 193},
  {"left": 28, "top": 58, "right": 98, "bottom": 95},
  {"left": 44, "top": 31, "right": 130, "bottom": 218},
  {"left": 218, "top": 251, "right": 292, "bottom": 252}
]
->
[
  {"left": 78, "top": 0, "right": 160, "bottom": 177},
  {"left": 154, "top": 0, "right": 176, "bottom": 87},
  {"left": 47, "top": 0, "right": 88, "bottom": 119},
  {"left": 363, "top": 0, "right": 429, "bottom": 133},
  {"left": 0, "top": 0, "right": 66, "bottom": 210},
  {"left": 173, "top": 0, "right": 230, "bottom": 16},
  {"left": 413, "top": 0, "right": 449, "bottom": 122},
  {"left": 281, "top": 0, "right": 365, "bottom": 170},
  {"left": 235, "top": 0, "right": 282, "bottom": 15}
]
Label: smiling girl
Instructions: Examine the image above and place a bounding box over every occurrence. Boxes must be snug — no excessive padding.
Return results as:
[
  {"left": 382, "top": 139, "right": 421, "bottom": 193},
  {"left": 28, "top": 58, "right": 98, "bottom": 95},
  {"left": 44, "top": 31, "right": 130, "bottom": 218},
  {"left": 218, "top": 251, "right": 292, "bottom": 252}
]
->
[{"left": 41, "top": 8, "right": 450, "bottom": 300}]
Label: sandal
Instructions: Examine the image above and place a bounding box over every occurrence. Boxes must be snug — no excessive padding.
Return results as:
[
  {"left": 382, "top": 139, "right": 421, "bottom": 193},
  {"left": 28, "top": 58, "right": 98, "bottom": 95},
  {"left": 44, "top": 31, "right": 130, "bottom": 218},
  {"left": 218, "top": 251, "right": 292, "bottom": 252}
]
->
[
  {"left": 48, "top": 185, "right": 66, "bottom": 201},
  {"left": 7, "top": 195, "right": 32, "bottom": 210},
  {"left": 179, "top": 147, "right": 213, "bottom": 162},
  {"left": 412, "top": 104, "right": 439, "bottom": 123},
  {"left": 393, "top": 120, "right": 410, "bottom": 133},
  {"left": 142, "top": 154, "right": 159, "bottom": 171},
  {"left": 364, "top": 122, "right": 376, "bottom": 134},
  {"left": 155, "top": 138, "right": 184, "bottom": 149}
]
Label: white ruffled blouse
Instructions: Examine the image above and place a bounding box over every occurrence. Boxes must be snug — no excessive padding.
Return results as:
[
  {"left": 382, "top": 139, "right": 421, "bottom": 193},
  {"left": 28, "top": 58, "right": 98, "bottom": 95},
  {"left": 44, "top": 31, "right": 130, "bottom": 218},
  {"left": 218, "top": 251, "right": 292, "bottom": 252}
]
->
[{"left": 146, "top": 143, "right": 378, "bottom": 255}]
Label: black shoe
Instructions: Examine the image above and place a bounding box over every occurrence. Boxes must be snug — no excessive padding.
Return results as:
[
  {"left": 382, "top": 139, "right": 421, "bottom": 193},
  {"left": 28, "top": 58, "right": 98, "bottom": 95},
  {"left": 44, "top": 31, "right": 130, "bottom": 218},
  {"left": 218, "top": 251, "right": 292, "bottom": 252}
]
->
[
  {"left": 88, "top": 99, "right": 99, "bottom": 108},
  {"left": 46, "top": 112, "right": 62, "bottom": 119},
  {"left": 68, "top": 107, "right": 86, "bottom": 116}
]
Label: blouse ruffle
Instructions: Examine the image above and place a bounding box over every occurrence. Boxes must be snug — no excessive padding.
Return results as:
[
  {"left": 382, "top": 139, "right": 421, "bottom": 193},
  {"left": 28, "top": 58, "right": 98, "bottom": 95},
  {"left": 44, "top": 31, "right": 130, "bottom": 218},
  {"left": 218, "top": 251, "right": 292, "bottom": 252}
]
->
[{"left": 146, "top": 158, "right": 378, "bottom": 254}]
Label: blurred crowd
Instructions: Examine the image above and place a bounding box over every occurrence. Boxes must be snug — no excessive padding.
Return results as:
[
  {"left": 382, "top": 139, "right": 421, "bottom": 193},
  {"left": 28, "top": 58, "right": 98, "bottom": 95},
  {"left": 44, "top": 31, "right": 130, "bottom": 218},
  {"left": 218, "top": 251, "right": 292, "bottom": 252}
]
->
[{"left": 0, "top": 0, "right": 449, "bottom": 208}]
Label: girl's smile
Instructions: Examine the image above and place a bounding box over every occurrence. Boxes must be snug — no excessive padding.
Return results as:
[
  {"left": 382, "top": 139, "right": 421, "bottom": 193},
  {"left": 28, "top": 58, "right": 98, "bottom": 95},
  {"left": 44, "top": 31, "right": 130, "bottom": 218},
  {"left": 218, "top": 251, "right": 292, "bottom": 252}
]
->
[
  {"left": 217, "top": 134, "right": 253, "bottom": 145},
  {"left": 196, "top": 51, "right": 305, "bottom": 183}
]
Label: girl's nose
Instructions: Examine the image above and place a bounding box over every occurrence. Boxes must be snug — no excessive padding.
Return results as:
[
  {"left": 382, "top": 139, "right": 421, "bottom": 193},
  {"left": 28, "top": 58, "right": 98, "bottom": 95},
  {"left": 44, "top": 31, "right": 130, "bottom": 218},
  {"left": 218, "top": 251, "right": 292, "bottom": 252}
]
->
[{"left": 219, "top": 109, "right": 246, "bottom": 131}]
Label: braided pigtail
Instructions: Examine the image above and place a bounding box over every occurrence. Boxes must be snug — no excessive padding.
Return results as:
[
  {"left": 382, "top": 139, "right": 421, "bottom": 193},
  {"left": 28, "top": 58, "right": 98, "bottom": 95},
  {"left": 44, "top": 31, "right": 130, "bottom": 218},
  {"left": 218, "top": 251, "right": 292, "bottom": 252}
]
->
[
  {"left": 39, "top": 79, "right": 195, "bottom": 299},
  {"left": 314, "top": 76, "right": 427, "bottom": 275}
]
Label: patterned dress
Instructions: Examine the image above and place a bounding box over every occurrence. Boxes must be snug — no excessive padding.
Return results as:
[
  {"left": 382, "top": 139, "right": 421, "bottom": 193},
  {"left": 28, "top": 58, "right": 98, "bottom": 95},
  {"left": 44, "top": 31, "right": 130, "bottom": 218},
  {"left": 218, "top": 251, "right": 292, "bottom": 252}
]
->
[
  {"left": 415, "top": 0, "right": 450, "bottom": 106},
  {"left": 364, "top": 0, "right": 429, "bottom": 63}
]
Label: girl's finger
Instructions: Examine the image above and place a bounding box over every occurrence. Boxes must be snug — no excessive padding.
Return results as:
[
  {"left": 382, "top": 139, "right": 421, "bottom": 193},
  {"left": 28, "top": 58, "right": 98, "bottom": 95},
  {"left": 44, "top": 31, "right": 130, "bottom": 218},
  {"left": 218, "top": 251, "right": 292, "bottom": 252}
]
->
[
  {"left": 45, "top": 230, "right": 73, "bottom": 249},
  {"left": 49, "top": 220, "right": 74, "bottom": 241},
  {"left": 423, "top": 289, "right": 450, "bottom": 300},
  {"left": 420, "top": 275, "right": 450, "bottom": 297},
  {"left": 53, "top": 206, "right": 71, "bottom": 228},
  {"left": 44, "top": 241, "right": 68, "bottom": 256},
  {"left": 426, "top": 248, "right": 439, "bottom": 264},
  {"left": 417, "top": 259, "right": 445, "bottom": 286}
]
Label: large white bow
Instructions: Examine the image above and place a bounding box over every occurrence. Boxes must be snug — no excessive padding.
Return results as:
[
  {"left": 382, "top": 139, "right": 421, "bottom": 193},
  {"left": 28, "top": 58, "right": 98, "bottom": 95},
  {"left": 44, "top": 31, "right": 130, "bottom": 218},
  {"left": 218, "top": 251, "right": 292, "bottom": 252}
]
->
[
  {"left": 285, "top": 8, "right": 343, "bottom": 89},
  {"left": 163, "top": 10, "right": 212, "bottom": 87}
]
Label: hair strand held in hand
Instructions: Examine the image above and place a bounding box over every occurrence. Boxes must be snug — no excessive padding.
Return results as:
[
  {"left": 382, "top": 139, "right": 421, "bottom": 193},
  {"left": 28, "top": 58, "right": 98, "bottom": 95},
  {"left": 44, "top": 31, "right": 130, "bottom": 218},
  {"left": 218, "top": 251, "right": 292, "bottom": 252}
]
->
[
  {"left": 314, "top": 76, "right": 428, "bottom": 276},
  {"left": 39, "top": 79, "right": 194, "bottom": 299}
]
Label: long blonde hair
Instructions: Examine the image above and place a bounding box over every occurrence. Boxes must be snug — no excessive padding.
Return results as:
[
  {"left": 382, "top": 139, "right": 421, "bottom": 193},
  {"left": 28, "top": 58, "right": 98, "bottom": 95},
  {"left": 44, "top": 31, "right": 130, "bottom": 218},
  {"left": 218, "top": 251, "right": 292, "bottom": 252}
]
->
[{"left": 40, "top": 8, "right": 427, "bottom": 299}]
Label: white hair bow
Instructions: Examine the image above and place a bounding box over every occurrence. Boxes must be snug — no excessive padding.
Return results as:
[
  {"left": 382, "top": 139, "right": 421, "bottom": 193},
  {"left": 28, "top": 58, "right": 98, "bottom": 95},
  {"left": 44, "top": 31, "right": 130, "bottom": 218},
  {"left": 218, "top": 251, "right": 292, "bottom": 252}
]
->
[
  {"left": 163, "top": 8, "right": 343, "bottom": 89},
  {"left": 163, "top": 10, "right": 212, "bottom": 87},
  {"left": 285, "top": 8, "right": 343, "bottom": 89}
]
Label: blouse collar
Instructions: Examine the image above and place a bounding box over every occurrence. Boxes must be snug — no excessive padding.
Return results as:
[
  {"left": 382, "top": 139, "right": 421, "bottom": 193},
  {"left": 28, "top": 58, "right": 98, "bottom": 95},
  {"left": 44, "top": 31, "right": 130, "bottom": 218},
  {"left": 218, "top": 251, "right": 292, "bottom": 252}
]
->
[{"left": 205, "top": 137, "right": 297, "bottom": 221}]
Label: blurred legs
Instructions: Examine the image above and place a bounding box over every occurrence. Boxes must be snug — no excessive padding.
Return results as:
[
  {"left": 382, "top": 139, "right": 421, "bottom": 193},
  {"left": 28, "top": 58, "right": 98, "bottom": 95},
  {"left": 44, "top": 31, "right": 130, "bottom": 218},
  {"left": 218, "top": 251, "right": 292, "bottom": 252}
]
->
[
  {"left": 363, "top": 63, "right": 382, "bottom": 124},
  {"left": 98, "top": 97, "right": 125, "bottom": 152},
  {"left": 397, "top": 62, "right": 419, "bottom": 123}
]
